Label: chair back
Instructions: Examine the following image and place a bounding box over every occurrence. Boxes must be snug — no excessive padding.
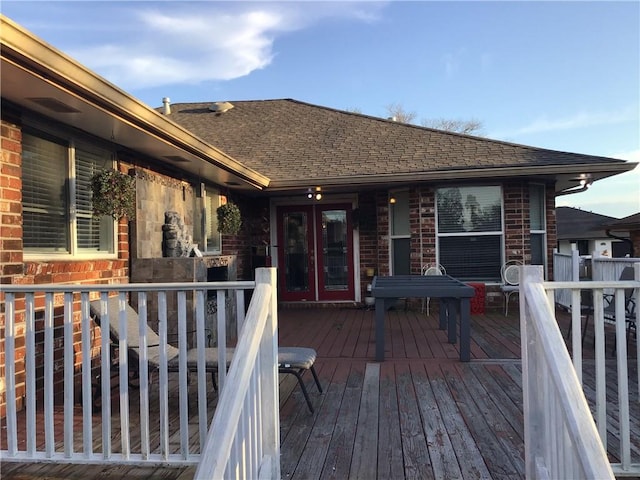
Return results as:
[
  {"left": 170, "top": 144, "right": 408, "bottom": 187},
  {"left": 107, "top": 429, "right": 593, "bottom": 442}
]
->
[
  {"left": 423, "top": 264, "right": 446, "bottom": 276},
  {"left": 501, "top": 260, "right": 523, "bottom": 286},
  {"left": 90, "top": 297, "right": 179, "bottom": 365}
]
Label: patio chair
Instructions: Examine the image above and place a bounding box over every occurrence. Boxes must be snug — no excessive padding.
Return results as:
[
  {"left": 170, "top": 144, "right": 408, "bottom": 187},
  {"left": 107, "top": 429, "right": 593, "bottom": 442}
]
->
[
  {"left": 91, "top": 298, "right": 323, "bottom": 413},
  {"left": 278, "top": 347, "right": 323, "bottom": 413},
  {"left": 500, "top": 260, "right": 523, "bottom": 316},
  {"left": 89, "top": 298, "right": 233, "bottom": 404},
  {"left": 566, "top": 266, "right": 637, "bottom": 351},
  {"left": 421, "top": 263, "right": 446, "bottom": 316}
]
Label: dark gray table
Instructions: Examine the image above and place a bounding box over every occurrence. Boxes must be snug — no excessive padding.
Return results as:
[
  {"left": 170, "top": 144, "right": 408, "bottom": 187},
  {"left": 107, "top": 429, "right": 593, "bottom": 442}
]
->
[{"left": 371, "top": 275, "right": 475, "bottom": 362}]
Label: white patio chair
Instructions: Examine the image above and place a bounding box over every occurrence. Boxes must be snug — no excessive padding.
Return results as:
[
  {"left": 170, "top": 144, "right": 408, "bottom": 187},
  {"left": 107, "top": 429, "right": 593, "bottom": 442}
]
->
[
  {"left": 500, "top": 260, "right": 522, "bottom": 316},
  {"left": 421, "top": 264, "right": 446, "bottom": 316}
]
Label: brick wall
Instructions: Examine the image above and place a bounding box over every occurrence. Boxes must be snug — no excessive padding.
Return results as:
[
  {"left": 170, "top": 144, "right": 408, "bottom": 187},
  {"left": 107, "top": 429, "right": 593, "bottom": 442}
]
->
[{"left": 0, "top": 116, "right": 130, "bottom": 418}]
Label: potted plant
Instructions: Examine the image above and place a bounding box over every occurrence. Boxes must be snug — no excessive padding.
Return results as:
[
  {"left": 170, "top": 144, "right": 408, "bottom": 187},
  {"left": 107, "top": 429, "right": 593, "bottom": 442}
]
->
[
  {"left": 217, "top": 202, "right": 242, "bottom": 234},
  {"left": 90, "top": 169, "right": 136, "bottom": 220}
]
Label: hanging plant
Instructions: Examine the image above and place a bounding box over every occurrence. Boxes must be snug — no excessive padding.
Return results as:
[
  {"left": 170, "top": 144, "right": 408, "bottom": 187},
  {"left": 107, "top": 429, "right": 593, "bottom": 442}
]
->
[
  {"left": 217, "top": 202, "right": 242, "bottom": 234},
  {"left": 90, "top": 169, "right": 136, "bottom": 220}
]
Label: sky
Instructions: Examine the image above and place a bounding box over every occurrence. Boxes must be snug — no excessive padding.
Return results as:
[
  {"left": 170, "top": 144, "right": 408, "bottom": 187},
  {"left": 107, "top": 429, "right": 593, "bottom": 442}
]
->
[{"left": 3, "top": 0, "right": 639, "bottom": 218}]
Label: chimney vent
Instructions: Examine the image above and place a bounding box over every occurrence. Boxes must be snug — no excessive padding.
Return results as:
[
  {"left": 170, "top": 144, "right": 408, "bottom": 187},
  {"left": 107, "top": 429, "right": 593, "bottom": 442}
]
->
[{"left": 162, "top": 97, "right": 171, "bottom": 115}]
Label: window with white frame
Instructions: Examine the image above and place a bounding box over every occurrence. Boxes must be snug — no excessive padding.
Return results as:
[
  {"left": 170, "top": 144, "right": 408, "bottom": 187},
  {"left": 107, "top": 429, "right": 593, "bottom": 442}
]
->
[
  {"left": 22, "top": 128, "right": 115, "bottom": 256},
  {"left": 529, "top": 184, "right": 546, "bottom": 266},
  {"left": 194, "top": 184, "right": 222, "bottom": 254},
  {"left": 389, "top": 190, "right": 410, "bottom": 275},
  {"left": 436, "top": 186, "right": 503, "bottom": 281}
]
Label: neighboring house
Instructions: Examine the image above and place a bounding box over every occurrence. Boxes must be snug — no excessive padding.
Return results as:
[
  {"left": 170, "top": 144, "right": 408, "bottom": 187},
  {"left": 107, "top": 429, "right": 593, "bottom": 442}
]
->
[
  {"left": 605, "top": 213, "right": 640, "bottom": 257},
  {"left": 0, "top": 15, "right": 638, "bottom": 413},
  {"left": 556, "top": 207, "right": 632, "bottom": 258}
]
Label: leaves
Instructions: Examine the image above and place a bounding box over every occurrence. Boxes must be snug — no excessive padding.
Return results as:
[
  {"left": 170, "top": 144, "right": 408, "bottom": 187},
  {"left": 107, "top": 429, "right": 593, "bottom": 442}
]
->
[
  {"left": 217, "top": 202, "right": 242, "bottom": 234},
  {"left": 90, "top": 169, "right": 136, "bottom": 220}
]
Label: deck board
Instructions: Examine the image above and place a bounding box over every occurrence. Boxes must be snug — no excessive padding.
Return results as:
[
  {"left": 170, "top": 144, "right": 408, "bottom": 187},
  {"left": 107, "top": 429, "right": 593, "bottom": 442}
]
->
[{"left": 3, "top": 305, "right": 640, "bottom": 479}]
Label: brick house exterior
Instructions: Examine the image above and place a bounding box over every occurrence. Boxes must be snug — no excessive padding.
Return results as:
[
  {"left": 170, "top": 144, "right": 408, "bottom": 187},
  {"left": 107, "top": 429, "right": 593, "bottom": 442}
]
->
[{"left": 1, "top": 15, "right": 637, "bottom": 417}]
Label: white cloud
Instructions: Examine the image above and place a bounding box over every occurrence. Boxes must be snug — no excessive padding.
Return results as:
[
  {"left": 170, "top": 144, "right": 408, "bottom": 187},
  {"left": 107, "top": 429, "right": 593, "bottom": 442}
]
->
[
  {"left": 64, "top": 2, "right": 386, "bottom": 90},
  {"left": 492, "top": 108, "right": 637, "bottom": 139}
]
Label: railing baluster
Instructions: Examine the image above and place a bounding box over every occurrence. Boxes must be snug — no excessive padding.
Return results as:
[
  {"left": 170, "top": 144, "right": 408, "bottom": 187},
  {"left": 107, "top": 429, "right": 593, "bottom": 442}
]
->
[
  {"left": 63, "top": 292, "right": 74, "bottom": 458},
  {"left": 177, "top": 291, "right": 190, "bottom": 459},
  {"left": 5, "top": 293, "right": 17, "bottom": 457},
  {"left": 217, "top": 289, "right": 227, "bottom": 390},
  {"left": 80, "top": 292, "right": 93, "bottom": 457},
  {"left": 117, "top": 292, "right": 131, "bottom": 459},
  {"left": 138, "top": 292, "right": 150, "bottom": 460},
  {"left": 44, "top": 293, "right": 55, "bottom": 457},
  {"left": 157, "top": 291, "right": 169, "bottom": 460},
  {"left": 195, "top": 289, "right": 208, "bottom": 449},
  {"left": 99, "top": 292, "right": 112, "bottom": 459},
  {"left": 614, "top": 290, "right": 631, "bottom": 470},
  {"left": 593, "top": 289, "right": 607, "bottom": 447},
  {"left": 25, "top": 293, "right": 36, "bottom": 456}
]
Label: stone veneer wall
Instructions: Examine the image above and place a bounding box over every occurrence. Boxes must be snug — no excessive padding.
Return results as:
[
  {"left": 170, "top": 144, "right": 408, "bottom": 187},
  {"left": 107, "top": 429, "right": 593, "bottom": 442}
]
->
[{"left": 132, "top": 167, "right": 195, "bottom": 259}]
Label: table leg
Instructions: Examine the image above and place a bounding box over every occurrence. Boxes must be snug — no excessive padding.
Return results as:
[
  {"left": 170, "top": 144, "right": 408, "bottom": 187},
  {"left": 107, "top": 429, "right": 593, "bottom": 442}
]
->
[
  {"left": 438, "top": 300, "right": 447, "bottom": 330},
  {"left": 375, "top": 298, "right": 385, "bottom": 361},
  {"left": 446, "top": 299, "right": 458, "bottom": 344},
  {"left": 460, "top": 298, "right": 471, "bottom": 362}
]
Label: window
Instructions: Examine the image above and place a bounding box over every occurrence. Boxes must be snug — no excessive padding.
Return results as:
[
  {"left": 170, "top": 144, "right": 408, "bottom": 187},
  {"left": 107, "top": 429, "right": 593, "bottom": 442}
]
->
[
  {"left": 194, "top": 185, "right": 222, "bottom": 254},
  {"left": 22, "top": 129, "right": 115, "bottom": 256},
  {"left": 389, "top": 190, "right": 410, "bottom": 275},
  {"left": 436, "top": 186, "right": 502, "bottom": 281},
  {"left": 530, "top": 184, "right": 546, "bottom": 266}
]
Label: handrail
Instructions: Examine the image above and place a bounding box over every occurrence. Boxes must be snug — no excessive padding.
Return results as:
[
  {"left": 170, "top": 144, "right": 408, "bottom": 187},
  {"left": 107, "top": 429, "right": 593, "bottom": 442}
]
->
[
  {"left": 195, "top": 267, "right": 280, "bottom": 479},
  {"left": 520, "top": 265, "right": 615, "bottom": 479}
]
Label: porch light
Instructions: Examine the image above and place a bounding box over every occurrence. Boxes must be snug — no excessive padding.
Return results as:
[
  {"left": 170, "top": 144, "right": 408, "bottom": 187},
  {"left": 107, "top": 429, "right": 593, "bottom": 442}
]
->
[{"left": 389, "top": 196, "right": 396, "bottom": 204}]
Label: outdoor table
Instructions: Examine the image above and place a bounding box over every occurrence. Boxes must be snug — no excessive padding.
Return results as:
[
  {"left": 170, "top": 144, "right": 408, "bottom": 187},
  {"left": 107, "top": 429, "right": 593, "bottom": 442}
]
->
[{"left": 371, "top": 275, "right": 475, "bottom": 362}]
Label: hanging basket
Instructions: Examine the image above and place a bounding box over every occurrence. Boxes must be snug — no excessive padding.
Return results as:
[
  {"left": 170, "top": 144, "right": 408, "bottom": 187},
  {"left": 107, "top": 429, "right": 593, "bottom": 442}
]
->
[
  {"left": 217, "top": 202, "right": 242, "bottom": 234},
  {"left": 90, "top": 169, "right": 136, "bottom": 220}
]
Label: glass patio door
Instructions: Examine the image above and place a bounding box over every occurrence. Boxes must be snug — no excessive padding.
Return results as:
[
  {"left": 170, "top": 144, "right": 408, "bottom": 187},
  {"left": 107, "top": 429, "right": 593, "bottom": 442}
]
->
[{"left": 277, "top": 204, "right": 354, "bottom": 302}]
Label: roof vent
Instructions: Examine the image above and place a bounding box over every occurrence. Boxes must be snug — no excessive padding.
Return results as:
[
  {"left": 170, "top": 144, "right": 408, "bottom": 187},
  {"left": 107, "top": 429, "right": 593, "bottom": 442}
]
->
[
  {"left": 162, "top": 97, "right": 171, "bottom": 115},
  {"left": 210, "top": 101, "right": 234, "bottom": 113}
]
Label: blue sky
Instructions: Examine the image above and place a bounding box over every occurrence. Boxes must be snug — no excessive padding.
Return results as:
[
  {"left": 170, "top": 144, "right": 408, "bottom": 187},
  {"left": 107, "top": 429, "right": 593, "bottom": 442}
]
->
[{"left": 3, "top": 1, "right": 639, "bottom": 217}]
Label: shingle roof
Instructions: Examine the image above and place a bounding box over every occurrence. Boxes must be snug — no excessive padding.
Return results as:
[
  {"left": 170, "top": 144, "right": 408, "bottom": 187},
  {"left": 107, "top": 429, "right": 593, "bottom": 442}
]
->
[
  {"left": 605, "top": 212, "right": 640, "bottom": 231},
  {"left": 164, "top": 99, "right": 632, "bottom": 186},
  {"left": 556, "top": 207, "right": 626, "bottom": 239}
]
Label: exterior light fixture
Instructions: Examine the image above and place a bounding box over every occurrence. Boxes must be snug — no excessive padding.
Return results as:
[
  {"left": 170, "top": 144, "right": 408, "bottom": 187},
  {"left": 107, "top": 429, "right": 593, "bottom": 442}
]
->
[
  {"left": 389, "top": 196, "right": 396, "bottom": 204},
  {"left": 315, "top": 193, "right": 322, "bottom": 201},
  {"left": 307, "top": 192, "right": 313, "bottom": 199}
]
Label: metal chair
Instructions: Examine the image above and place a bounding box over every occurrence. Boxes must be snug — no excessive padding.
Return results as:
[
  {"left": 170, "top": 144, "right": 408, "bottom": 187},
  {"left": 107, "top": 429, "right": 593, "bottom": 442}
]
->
[
  {"left": 500, "top": 260, "right": 522, "bottom": 316},
  {"left": 278, "top": 347, "right": 323, "bottom": 413},
  {"left": 421, "top": 264, "right": 446, "bottom": 316}
]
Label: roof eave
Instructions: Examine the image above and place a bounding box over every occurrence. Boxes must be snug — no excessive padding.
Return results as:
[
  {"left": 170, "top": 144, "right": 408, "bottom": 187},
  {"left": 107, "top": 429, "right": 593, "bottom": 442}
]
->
[
  {"left": 0, "top": 15, "right": 270, "bottom": 190},
  {"left": 266, "top": 163, "right": 638, "bottom": 192}
]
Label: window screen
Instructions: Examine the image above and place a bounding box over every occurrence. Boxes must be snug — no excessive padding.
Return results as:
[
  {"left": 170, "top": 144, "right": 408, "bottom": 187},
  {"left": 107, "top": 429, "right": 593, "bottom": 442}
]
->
[
  {"left": 22, "top": 133, "right": 69, "bottom": 252},
  {"left": 75, "top": 144, "right": 114, "bottom": 253},
  {"left": 529, "top": 184, "right": 546, "bottom": 266},
  {"left": 437, "top": 186, "right": 503, "bottom": 281},
  {"left": 22, "top": 129, "right": 115, "bottom": 256}
]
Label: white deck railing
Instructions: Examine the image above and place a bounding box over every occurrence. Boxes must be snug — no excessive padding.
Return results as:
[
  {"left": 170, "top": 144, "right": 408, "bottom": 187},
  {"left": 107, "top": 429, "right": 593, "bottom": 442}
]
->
[
  {"left": 195, "top": 267, "right": 280, "bottom": 479},
  {"left": 521, "top": 264, "right": 640, "bottom": 478},
  {"left": 1, "top": 267, "right": 279, "bottom": 478}
]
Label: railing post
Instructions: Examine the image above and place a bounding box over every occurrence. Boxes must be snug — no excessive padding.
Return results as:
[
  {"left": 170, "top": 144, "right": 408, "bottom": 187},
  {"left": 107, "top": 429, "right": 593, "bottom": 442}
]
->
[
  {"left": 255, "top": 267, "right": 280, "bottom": 479},
  {"left": 520, "top": 265, "right": 545, "bottom": 479}
]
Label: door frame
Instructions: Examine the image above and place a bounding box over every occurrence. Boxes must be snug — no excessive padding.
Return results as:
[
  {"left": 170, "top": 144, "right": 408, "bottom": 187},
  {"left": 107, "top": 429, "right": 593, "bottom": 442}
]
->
[{"left": 274, "top": 200, "right": 357, "bottom": 302}]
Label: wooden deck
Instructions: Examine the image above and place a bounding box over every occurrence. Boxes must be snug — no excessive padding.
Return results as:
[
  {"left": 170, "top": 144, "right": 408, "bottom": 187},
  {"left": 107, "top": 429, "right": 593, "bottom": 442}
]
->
[{"left": 2, "top": 304, "right": 639, "bottom": 479}]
